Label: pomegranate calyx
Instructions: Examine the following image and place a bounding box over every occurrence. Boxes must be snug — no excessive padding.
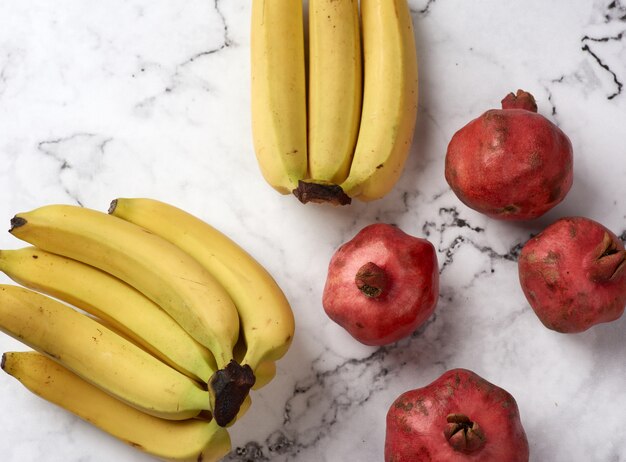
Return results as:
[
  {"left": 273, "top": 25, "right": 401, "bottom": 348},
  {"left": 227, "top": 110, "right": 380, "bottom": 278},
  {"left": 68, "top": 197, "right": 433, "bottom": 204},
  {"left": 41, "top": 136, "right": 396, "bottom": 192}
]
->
[
  {"left": 590, "top": 233, "right": 626, "bottom": 282},
  {"left": 355, "top": 262, "right": 389, "bottom": 298},
  {"left": 500, "top": 89, "right": 538, "bottom": 112},
  {"left": 444, "top": 413, "right": 486, "bottom": 454}
]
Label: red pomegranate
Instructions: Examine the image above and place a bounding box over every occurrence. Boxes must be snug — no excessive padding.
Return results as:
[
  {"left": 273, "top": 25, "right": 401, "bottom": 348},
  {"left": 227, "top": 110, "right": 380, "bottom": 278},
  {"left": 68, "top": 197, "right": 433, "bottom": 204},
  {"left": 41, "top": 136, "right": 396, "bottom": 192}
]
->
[
  {"left": 445, "top": 90, "right": 573, "bottom": 220},
  {"left": 385, "top": 368, "right": 529, "bottom": 462},
  {"left": 518, "top": 216, "right": 626, "bottom": 333},
  {"left": 322, "top": 223, "right": 439, "bottom": 346}
]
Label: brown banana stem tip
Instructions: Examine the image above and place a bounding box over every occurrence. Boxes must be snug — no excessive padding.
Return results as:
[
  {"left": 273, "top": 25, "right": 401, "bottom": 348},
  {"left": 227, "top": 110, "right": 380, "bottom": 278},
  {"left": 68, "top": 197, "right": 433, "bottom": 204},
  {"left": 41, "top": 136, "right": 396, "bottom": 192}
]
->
[
  {"left": 108, "top": 199, "right": 119, "bottom": 214},
  {"left": 209, "top": 360, "right": 256, "bottom": 427},
  {"left": 292, "top": 180, "right": 352, "bottom": 206},
  {"left": 9, "top": 216, "right": 27, "bottom": 232}
]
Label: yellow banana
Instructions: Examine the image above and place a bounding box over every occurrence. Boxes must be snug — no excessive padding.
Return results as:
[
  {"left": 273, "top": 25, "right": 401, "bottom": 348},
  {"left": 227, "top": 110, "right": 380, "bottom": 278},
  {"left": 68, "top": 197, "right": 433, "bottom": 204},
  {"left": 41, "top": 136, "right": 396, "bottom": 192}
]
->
[
  {"left": 0, "top": 285, "right": 211, "bottom": 420},
  {"left": 109, "top": 198, "right": 295, "bottom": 376},
  {"left": 233, "top": 330, "right": 277, "bottom": 390},
  {"left": 8, "top": 204, "right": 239, "bottom": 370},
  {"left": 339, "top": 0, "right": 419, "bottom": 201},
  {"left": 1, "top": 351, "right": 231, "bottom": 462},
  {"left": 250, "top": 0, "right": 308, "bottom": 194},
  {"left": 0, "top": 246, "right": 217, "bottom": 383},
  {"left": 307, "top": 0, "right": 362, "bottom": 184}
]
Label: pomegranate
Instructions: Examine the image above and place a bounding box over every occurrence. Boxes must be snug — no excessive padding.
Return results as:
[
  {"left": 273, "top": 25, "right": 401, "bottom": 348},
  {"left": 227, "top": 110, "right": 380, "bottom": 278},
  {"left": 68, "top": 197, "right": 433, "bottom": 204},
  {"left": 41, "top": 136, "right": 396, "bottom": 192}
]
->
[
  {"left": 518, "top": 216, "right": 626, "bottom": 333},
  {"left": 445, "top": 89, "right": 573, "bottom": 220},
  {"left": 385, "top": 368, "right": 529, "bottom": 462},
  {"left": 322, "top": 223, "right": 438, "bottom": 346}
]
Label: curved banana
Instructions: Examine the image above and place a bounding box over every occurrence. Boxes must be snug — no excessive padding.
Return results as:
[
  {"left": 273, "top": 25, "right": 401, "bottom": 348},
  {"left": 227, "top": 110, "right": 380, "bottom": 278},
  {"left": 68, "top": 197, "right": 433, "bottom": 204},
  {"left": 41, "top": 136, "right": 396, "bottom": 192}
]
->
[
  {"left": 1, "top": 351, "right": 231, "bottom": 462},
  {"left": 0, "top": 246, "right": 217, "bottom": 383},
  {"left": 109, "top": 198, "right": 295, "bottom": 375},
  {"left": 8, "top": 204, "right": 239, "bottom": 370},
  {"left": 339, "top": 0, "right": 419, "bottom": 201},
  {"left": 0, "top": 285, "right": 211, "bottom": 420},
  {"left": 250, "top": 0, "right": 308, "bottom": 194},
  {"left": 307, "top": 0, "right": 361, "bottom": 184}
]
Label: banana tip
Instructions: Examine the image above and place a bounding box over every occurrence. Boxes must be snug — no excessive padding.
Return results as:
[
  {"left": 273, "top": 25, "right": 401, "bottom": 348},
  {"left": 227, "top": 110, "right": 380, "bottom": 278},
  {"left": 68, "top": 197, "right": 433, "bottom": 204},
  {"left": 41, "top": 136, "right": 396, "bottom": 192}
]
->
[
  {"left": 107, "top": 199, "right": 118, "bottom": 214},
  {"left": 9, "top": 216, "right": 27, "bottom": 232},
  {"left": 1, "top": 353, "right": 6, "bottom": 371},
  {"left": 292, "top": 180, "right": 352, "bottom": 206}
]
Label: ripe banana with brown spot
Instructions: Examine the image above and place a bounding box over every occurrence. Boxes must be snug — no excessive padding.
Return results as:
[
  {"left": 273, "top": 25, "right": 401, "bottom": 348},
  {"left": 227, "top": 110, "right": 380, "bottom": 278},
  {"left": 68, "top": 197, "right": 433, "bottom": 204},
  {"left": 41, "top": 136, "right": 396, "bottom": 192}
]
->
[
  {"left": 1, "top": 351, "right": 231, "bottom": 462},
  {"left": 307, "top": 0, "right": 362, "bottom": 184},
  {"left": 250, "top": 0, "right": 308, "bottom": 194},
  {"left": 8, "top": 204, "right": 254, "bottom": 426},
  {"left": 0, "top": 246, "right": 217, "bottom": 383},
  {"left": 0, "top": 285, "right": 211, "bottom": 420},
  {"left": 338, "top": 0, "right": 419, "bottom": 202},
  {"left": 8, "top": 205, "right": 240, "bottom": 366},
  {"left": 109, "top": 198, "right": 295, "bottom": 377}
]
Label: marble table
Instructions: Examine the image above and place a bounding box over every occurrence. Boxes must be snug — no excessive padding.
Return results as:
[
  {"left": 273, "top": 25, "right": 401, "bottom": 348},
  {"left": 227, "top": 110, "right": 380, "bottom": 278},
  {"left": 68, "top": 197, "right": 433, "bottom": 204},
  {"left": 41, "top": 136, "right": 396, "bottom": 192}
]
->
[{"left": 0, "top": 1, "right": 625, "bottom": 461}]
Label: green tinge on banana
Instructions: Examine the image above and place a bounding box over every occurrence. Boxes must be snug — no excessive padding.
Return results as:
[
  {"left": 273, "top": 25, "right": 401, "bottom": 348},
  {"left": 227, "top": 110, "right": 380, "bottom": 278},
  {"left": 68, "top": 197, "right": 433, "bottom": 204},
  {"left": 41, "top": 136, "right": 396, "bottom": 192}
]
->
[{"left": 1, "top": 351, "right": 231, "bottom": 462}]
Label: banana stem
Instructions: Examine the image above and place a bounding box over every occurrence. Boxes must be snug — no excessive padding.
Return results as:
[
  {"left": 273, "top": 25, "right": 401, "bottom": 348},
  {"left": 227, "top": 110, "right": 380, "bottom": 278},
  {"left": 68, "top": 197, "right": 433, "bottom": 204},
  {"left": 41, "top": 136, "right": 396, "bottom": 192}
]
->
[{"left": 209, "top": 360, "right": 255, "bottom": 427}]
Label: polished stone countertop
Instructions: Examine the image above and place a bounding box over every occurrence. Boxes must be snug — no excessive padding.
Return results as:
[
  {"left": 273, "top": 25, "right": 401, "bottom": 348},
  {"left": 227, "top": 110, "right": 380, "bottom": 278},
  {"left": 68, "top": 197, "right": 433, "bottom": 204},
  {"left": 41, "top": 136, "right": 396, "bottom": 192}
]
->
[{"left": 0, "top": 1, "right": 625, "bottom": 461}]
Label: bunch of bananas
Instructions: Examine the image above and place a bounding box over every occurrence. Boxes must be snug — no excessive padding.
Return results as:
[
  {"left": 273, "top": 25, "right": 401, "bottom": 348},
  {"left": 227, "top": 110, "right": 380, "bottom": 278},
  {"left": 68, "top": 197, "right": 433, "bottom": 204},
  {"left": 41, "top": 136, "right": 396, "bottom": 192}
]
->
[
  {"left": 250, "top": 0, "right": 418, "bottom": 205},
  {"left": 0, "top": 198, "right": 295, "bottom": 462}
]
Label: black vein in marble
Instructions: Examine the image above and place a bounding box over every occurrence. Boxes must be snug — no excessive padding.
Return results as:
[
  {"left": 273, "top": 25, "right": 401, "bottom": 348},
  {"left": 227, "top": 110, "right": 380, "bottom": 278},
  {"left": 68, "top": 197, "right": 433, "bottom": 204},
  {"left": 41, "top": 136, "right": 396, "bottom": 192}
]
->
[
  {"left": 411, "top": 0, "right": 437, "bottom": 16},
  {"left": 179, "top": 0, "right": 231, "bottom": 68},
  {"left": 581, "top": 33, "right": 624, "bottom": 100},
  {"left": 37, "top": 133, "right": 112, "bottom": 206},
  {"left": 604, "top": 0, "right": 626, "bottom": 22},
  {"left": 224, "top": 316, "right": 441, "bottom": 461}
]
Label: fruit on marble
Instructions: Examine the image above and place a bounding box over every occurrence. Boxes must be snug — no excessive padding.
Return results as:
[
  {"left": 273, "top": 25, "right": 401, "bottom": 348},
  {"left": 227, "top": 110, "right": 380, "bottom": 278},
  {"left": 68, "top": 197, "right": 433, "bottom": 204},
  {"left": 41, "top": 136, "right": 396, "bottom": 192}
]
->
[
  {"left": 385, "top": 368, "right": 529, "bottom": 462},
  {"left": 2, "top": 351, "right": 232, "bottom": 462},
  {"left": 0, "top": 284, "right": 214, "bottom": 420},
  {"left": 9, "top": 204, "right": 240, "bottom": 371},
  {"left": 5, "top": 200, "right": 295, "bottom": 428},
  {"left": 250, "top": 0, "right": 308, "bottom": 194},
  {"left": 108, "top": 197, "right": 295, "bottom": 378},
  {"left": 445, "top": 89, "right": 573, "bottom": 220},
  {"left": 322, "top": 223, "right": 438, "bottom": 345},
  {"left": 251, "top": 0, "right": 418, "bottom": 205},
  {"left": 306, "top": 0, "right": 362, "bottom": 185},
  {"left": 518, "top": 216, "right": 626, "bottom": 332},
  {"left": 335, "top": 0, "right": 418, "bottom": 203},
  {"left": 0, "top": 246, "right": 218, "bottom": 383}
]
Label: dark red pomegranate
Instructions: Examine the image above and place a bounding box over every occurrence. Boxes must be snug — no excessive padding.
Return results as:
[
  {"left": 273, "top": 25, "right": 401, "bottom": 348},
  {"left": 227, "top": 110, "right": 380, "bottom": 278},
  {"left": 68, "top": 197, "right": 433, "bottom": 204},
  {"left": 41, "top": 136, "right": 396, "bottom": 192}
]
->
[
  {"left": 322, "top": 223, "right": 439, "bottom": 346},
  {"left": 445, "top": 90, "right": 573, "bottom": 220},
  {"left": 385, "top": 368, "right": 529, "bottom": 461},
  {"left": 519, "top": 216, "right": 626, "bottom": 333}
]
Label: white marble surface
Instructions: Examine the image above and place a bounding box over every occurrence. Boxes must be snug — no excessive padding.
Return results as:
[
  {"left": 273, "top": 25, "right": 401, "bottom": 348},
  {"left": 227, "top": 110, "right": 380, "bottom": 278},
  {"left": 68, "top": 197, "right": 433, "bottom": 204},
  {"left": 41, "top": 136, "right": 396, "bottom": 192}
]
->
[{"left": 0, "top": 1, "right": 625, "bottom": 461}]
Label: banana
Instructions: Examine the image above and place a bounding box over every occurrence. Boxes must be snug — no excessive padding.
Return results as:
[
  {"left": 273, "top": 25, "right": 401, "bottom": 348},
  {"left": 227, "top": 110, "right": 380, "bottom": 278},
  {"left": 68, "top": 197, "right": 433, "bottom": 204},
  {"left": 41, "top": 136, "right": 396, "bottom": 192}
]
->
[
  {"left": 0, "top": 246, "right": 218, "bottom": 383},
  {"left": 338, "top": 0, "right": 419, "bottom": 201},
  {"left": 307, "top": 0, "right": 362, "bottom": 184},
  {"left": 232, "top": 329, "right": 277, "bottom": 390},
  {"left": 109, "top": 198, "right": 295, "bottom": 376},
  {"left": 8, "top": 204, "right": 239, "bottom": 370},
  {"left": 250, "top": 0, "right": 308, "bottom": 194},
  {"left": 0, "top": 285, "right": 211, "bottom": 420},
  {"left": 1, "top": 351, "right": 231, "bottom": 462}
]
